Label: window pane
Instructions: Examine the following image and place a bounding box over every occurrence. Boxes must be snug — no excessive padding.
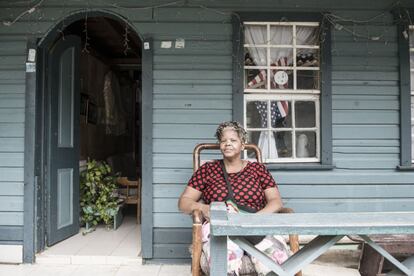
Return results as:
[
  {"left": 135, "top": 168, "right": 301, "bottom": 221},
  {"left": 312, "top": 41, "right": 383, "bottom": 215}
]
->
[
  {"left": 245, "top": 47, "right": 267, "bottom": 66},
  {"left": 270, "top": 101, "right": 291, "bottom": 128},
  {"left": 297, "top": 49, "right": 319, "bottom": 67},
  {"left": 410, "top": 51, "right": 414, "bottom": 66},
  {"left": 246, "top": 101, "right": 267, "bottom": 128},
  {"left": 270, "top": 25, "right": 293, "bottom": 45},
  {"left": 295, "top": 101, "right": 316, "bottom": 127},
  {"left": 270, "top": 48, "right": 293, "bottom": 67},
  {"left": 247, "top": 131, "right": 262, "bottom": 158},
  {"left": 296, "top": 26, "right": 319, "bottom": 45},
  {"left": 270, "top": 70, "right": 293, "bottom": 89},
  {"left": 296, "top": 131, "right": 317, "bottom": 158},
  {"left": 275, "top": 131, "right": 292, "bottom": 158},
  {"left": 245, "top": 25, "right": 267, "bottom": 45},
  {"left": 297, "top": 70, "right": 320, "bottom": 90},
  {"left": 245, "top": 69, "right": 268, "bottom": 89},
  {"left": 410, "top": 29, "right": 414, "bottom": 47}
]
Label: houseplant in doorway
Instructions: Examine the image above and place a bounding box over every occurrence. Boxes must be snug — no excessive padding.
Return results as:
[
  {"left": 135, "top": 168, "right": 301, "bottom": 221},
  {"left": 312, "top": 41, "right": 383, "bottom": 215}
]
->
[{"left": 80, "top": 159, "right": 123, "bottom": 233}]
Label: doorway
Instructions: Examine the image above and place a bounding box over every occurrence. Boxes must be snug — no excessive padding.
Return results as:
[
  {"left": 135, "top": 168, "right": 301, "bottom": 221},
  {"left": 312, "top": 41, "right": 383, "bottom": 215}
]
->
[{"left": 36, "top": 14, "right": 143, "bottom": 262}]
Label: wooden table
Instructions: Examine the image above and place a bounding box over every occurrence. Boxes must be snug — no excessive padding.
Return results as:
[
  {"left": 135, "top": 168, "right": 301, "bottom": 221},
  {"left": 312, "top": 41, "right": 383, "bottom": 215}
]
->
[{"left": 209, "top": 202, "right": 414, "bottom": 276}]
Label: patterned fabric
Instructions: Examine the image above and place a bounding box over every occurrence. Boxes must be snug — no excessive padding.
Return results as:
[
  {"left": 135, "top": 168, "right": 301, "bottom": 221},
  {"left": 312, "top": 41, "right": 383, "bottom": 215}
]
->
[
  {"left": 188, "top": 160, "right": 277, "bottom": 212},
  {"left": 200, "top": 207, "right": 290, "bottom": 275},
  {"left": 255, "top": 101, "right": 289, "bottom": 128}
]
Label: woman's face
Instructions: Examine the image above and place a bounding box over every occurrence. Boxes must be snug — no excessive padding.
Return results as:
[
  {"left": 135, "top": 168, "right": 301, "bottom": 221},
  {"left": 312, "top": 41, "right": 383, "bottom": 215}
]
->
[{"left": 219, "top": 127, "right": 245, "bottom": 160}]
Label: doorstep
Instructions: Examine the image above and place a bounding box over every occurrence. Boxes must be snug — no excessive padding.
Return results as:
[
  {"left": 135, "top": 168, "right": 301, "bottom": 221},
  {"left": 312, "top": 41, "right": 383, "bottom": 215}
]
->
[{"left": 35, "top": 253, "right": 142, "bottom": 265}]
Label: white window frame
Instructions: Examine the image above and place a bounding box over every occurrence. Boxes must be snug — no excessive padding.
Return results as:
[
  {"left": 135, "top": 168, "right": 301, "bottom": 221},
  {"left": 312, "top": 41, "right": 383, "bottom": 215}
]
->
[
  {"left": 244, "top": 94, "right": 320, "bottom": 163},
  {"left": 243, "top": 21, "right": 321, "bottom": 163}
]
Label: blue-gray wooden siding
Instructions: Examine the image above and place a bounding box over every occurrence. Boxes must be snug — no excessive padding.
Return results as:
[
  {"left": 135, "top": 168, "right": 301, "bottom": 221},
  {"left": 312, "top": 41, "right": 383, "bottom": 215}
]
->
[{"left": 0, "top": 0, "right": 414, "bottom": 260}]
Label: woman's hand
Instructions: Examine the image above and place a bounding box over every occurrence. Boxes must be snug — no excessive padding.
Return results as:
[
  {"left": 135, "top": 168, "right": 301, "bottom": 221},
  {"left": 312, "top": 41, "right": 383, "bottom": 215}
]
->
[
  {"left": 256, "top": 187, "right": 283, "bottom": 214},
  {"left": 178, "top": 186, "right": 208, "bottom": 216},
  {"left": 199, "top": 203, "right": 210, "bottom": 221}
]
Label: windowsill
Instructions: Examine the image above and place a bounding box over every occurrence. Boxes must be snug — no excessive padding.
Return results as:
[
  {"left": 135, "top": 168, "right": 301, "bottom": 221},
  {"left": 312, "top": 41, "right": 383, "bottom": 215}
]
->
[
  {"left": 265, "top": 163, "right": 335, "bottom": 171},
  {"left": 396, "top": 165, "right": 414, "bottom": 171}
]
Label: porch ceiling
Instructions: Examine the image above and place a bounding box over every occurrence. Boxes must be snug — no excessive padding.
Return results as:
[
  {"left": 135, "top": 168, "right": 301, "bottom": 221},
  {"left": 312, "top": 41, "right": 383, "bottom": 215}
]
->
[{"left": 64, "top": 16, "right": 141, "bottom": 70}]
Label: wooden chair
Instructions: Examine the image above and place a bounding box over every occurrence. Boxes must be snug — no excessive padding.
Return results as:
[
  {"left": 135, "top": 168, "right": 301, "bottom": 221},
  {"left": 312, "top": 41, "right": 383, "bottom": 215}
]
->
[
  {"left": 117, "top": 176, "right": 141, "bottom": 224},
  {"left": 191, "top": 143, "right": 301, "bottom": 276},
  {"left": 107, "top": 154, "right": 141, "bottom": 224}
]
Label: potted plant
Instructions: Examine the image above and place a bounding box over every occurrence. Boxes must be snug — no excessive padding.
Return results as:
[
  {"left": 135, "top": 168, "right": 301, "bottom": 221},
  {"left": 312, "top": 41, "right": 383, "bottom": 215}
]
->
[{"left": 80, "top": 159, "right": 123, "bottom": 233}]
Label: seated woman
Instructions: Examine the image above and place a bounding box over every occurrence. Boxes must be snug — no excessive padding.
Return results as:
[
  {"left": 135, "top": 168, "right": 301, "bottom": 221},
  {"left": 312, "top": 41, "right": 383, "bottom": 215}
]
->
[{"left": 178, "top": 121, "right": 290, "bottom": 275}]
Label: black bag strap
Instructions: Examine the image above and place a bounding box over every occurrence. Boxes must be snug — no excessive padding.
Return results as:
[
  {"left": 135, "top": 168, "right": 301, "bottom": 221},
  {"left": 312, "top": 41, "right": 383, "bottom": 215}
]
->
[
  {"left": 220, "top": 160, "right": 234, "bottom": 200},
  {"left": 219, "top": 160, "right": 256, "bottom": 213}
]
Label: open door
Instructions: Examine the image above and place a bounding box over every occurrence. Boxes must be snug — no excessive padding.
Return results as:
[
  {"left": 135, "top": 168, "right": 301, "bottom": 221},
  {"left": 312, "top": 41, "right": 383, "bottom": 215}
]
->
[{"left": 46, "top": 35, "right": 80, "bottom": 246}]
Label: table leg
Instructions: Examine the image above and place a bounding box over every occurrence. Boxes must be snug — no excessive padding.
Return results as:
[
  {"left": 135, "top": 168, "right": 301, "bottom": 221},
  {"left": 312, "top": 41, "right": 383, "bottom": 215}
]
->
[{"left": 210, "top": 235, "right": 227, "bottom": 276}]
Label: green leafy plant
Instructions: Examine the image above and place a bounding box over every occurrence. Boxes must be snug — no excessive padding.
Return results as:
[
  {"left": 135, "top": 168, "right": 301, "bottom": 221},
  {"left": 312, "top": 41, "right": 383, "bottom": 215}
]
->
[{"left": 80, "top": 159, "right": 122, "bottom": 231}]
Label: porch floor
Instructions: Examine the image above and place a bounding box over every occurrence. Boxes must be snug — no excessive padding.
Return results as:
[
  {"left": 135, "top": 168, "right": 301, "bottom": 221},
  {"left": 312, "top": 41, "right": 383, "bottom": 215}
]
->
[
  {"left": 36, "top": 215, "right": 141, "bottom": 265},
  {"left": 0, "top": 262, "right": 361, "bottom": 276}
]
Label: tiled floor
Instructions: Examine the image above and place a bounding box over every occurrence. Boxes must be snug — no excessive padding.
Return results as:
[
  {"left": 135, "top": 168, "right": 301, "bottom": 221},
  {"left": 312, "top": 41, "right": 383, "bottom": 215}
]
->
[
  {"left": 0, "top": 263, "right": 361, "bottom": 276},
  {"left": 12, "top": 216, "right": 363, "bottom": 275},
  {"left": 36, "top": 215, "right": 141, "bottom": 265}
]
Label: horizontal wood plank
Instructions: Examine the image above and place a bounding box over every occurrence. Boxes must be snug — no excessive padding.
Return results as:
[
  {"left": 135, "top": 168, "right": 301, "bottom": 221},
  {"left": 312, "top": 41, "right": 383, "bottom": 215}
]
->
[
  {"left": 154, "top": 198, "right": 414, "bottom": 214},
  {"left": 153, "top": 138, "right": 216, "bottom": 153},
  {"left": 153, "top": 183, "right": 414, "bottom": 199},
  {"left": 0, "top": 94, "right": 24, "bottom": 108},
  {"left": 0, "top": 153, "right": 24, "bottom": 167},
  {"left": 0, "top": 138, "right": 24, "bottom": 152},
  {"left": 153, "top": 244, "right": 191, "bottom": 259},
  {"left": 153, "top": 124, "right": 217, "bottom": 139},
  {"left": 332, "top": 139, "right": 399, "bottom": 147},
  {"left": 153, "top": 70, "right": 232, "bottom": 80},
  {"left": 154, "top": 228, "right": 192, "bottom": 244},
  {"left": 333, "top": 110, "right": 398, "bottom": 124},
  {"left": 0, "top": 182, "right": 23, "bottom": 196},
  {"left": 0, "top": 84, "right": 25, "bottom": 94},
  {"left": 0, "top": 212, "right": 23, "bottom": 226},
  {"left": 0, "top": 123, "right": 24, "bottom": 137},
  {"left": 0, "top": 226, "right": 23, "bottom": 241},
  {"left": 154, "top": 84, "right": 232, "bottom": 94},
  {"left": 332, "top": 125, "right": 398, "bottom": 139},
  {"left": 154, "top": 109, "right": 231, "bottom": 123},
  {"left": 0, "top": 109, "right": 24, "bottom": 123},
  {"left": 0, "top": 196, "right": 23, "bottom": 212},
  {"left": 154, "top": 94, "right": 231, "bottom": 109},
  {"left": 153, "top": 168, "right": 414, "bottom": 185},
  {"left": 0, "top": 168, "right": 24, "bottom": 182}
]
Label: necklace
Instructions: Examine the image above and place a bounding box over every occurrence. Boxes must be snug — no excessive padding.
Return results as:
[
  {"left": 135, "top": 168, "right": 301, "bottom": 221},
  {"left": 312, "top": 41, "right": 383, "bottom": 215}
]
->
[{"left": 225, "top": 160, "right": 246, "bottom": 174}]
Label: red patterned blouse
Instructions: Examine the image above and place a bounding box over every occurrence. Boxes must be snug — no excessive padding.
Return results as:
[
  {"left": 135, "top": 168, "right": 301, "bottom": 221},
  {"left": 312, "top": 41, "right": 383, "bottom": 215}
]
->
[{"left": 187, "top": 160, "right": 278, "bottom": 212}]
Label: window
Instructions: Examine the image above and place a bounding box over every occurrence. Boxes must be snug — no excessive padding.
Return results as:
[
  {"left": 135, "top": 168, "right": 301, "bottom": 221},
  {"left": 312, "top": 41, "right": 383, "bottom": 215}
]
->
[
  {"left": 410, "top": 25, "right": 414, "bottom": 163},
  {"left": 240, "top": 20, "right": 326, "bottom": 164}
]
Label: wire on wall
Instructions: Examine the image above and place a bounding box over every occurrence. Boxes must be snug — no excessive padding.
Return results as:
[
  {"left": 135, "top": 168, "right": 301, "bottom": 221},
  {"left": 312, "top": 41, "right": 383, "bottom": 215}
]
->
[{"left": 1, "top": 0, "right": 413, "bottom": 45}]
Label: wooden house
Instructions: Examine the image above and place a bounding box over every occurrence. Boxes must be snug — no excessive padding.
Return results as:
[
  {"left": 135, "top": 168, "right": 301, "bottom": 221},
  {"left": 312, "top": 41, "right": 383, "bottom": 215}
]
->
[{"left": 0, "top": 0, "right": 413, "bottom": 264}]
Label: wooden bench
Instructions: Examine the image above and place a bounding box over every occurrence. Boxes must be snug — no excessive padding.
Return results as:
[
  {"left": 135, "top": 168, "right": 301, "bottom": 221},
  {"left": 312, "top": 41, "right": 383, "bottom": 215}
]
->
[
  {"left": 209, "top": 202, "right": 414, "bottom": 276},
  {"left": 357, "top": 235, "right": 414, "bottom": 276}
]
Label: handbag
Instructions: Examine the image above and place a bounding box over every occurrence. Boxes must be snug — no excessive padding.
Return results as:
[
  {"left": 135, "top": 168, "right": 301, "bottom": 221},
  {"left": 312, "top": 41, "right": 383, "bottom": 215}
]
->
[{"left": 220, "top": 160, "right": 257, "bottom": 214}]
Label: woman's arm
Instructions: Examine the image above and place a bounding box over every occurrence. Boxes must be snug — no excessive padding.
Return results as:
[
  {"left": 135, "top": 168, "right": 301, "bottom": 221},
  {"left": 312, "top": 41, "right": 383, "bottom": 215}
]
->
[
  {"left": 256, "top": 187, "right": 283, "bottom": 214},
  {"left": 178, "top": 186, "right": 211, "bottom": 220}
]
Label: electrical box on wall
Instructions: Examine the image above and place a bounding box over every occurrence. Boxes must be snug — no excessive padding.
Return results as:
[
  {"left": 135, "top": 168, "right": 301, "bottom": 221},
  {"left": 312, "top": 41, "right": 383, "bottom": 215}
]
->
[{"left": 175, "top": 38, "right": 185, "bottom": 48}]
